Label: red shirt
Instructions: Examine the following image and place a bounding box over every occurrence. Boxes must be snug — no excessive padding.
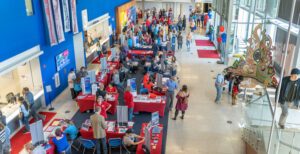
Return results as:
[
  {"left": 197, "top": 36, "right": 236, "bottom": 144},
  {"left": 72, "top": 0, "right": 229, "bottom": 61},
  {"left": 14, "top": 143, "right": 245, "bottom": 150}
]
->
[
  {"left": 232, "top": 85, "right": 239, "bottom": 95},
  {"left": 143, "top": 74, "right": 150, "bottom": 85},
  {"left": 124, "top": 91, "right": 134, "bottom": 108},
  {"left": 144, "top": 82, "right": 154, "bottom": 91},
  {"left": 106, "top": 86, "right": 117, "bottom": 93},
  {"left": 146, "top": 19, "right": 151, "bottom": 27},
  {"left": 95, "top": 101, "right": 111, "bottom": 119}
]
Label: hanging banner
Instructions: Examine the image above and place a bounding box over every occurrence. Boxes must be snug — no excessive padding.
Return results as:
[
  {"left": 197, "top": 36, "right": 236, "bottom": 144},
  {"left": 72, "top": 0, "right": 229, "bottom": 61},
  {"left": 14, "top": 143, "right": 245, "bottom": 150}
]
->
[
  {"left": 70, "top": 0, "right": 79, "bottom": 34},
  {"left": 42, "top": 0, "right": 57, "bottom": 46},
  {"left": 52, "top": 0, "right": 65, "bottom": 43},
  {"left": 62, "top": 0, "right": 71, "bottom": 32}
]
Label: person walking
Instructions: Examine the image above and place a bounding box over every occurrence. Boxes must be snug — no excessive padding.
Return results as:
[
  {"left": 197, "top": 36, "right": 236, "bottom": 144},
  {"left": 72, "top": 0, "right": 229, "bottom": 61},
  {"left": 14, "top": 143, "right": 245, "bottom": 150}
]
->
[
  {"left": 18, "top": 97, "right": 30, "bottom": 134},
  {"left": 182, "top": 15, "right": 186, "bottom": 31},
  {"left": 277, "top": 68, "right": 300, "bottom": 129},
  {"left": 23, "top": 87, "right": 45, "bottom": 121},
  {"left": 68, "top": 69, "right": 76, "bottom": 99},
  {"left": 90, "top": 107, "right": 108, "bottom": 154},
  {"left": 215, "top": 73, "right": 225, "bottom": 104},
  {"left": 186, "top": 32, "right": 192, "bottom": 51},
  {"left": 177, "top": 32, "right": 183, "bottom": 51},
  {"left": 165, "top": 76, "right": 178, "bottom": 111},
  {"left": 172, "top": 85, "right": 189, "bottom": 120}
]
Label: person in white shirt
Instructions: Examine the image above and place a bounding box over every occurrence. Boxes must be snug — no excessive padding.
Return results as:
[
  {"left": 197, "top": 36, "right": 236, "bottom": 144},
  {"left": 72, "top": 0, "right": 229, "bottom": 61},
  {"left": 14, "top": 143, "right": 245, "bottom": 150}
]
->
[{"left": 68, "top": 69, "right": 76, "bottom": 99}]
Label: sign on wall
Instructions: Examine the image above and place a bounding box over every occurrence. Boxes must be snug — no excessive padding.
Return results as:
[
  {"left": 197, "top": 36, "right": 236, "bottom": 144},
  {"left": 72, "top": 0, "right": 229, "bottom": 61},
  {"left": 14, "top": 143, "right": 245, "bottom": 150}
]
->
[
  {"left": 42, "top": 0, "right": 58, "bottom": 46},
  {"left": 55, "top": 49, "right": 70, "bottom": 71},
  {"left": 52, "top": 0, "right": 65, "bottom": 43},
  {"left": 70, "top": 0, "right": 79, "bottom": 34},
  {"left": 62, "top": 0, "right": 71, "bottom": 32}
]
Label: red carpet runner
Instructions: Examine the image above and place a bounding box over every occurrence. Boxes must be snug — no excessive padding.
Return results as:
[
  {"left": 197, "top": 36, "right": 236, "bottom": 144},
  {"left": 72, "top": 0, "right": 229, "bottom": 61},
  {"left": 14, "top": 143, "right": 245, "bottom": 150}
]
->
[
  {"left": 197, "top": 49, "right": 220, "bottom": 59},
  {"left": 10, "top": 111, "right": 56, "bottom": 154},
  {"left": 92, "top": 57, "right": 100, "bottom": 64},
  {"left": 195, "top": 40, "right": 214, "bottom": 46}
]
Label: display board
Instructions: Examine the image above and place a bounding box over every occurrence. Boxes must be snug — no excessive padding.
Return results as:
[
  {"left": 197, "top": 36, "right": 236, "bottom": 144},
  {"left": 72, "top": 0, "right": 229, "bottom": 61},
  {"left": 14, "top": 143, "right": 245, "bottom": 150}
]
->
[
  {"left": 225, "top": 24, "right": 278, "bottom": 87},
  {"left": 115, "top": 1, "right": 136, "bottom": 34},
  {"left": 55, "top": 49, "right": 70, "bottom": 71}
]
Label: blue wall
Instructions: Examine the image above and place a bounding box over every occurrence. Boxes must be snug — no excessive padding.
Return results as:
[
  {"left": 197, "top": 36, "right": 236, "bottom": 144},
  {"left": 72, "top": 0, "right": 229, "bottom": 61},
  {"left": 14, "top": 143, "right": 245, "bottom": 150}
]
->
[{"left": 0, "top": 0, "right": 130, "bottom": 105}]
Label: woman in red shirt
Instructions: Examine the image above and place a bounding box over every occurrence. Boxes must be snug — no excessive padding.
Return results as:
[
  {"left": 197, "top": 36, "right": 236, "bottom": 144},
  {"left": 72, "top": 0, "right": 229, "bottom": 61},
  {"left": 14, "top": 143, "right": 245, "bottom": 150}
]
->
[
  {"left": 124, "top": 87, "right": 134, "bottom": 121},
  {"left": 95, "top": 96, "right": 111, "bottom": 119},
  {"left": 106, "top": 83, "right": 117, "bottom": 93}
]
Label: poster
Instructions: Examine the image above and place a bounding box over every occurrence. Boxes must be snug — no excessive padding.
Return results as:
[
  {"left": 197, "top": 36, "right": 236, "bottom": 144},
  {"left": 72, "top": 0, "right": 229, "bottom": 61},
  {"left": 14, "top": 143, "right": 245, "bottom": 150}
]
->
[
  {"left": 55, "top": 49, "right": 70, "bottom": 71},
  {"left": 70, "top": 0, "right": 79, "bottom": 34},
  {"left": 62, "top": 0, "right": 71, "bottom": 32},
  {"left": 52, "top": 0, "right": 65, "bottom": 43},
  {"left": 54, "top": 73, "right": 60, "bottom": 88},
  {"left": 42, "top": 0, "right": 57, "bottom": 46},
  {"left": 82, "top": 9, "right": 88, "bottom": 30}
]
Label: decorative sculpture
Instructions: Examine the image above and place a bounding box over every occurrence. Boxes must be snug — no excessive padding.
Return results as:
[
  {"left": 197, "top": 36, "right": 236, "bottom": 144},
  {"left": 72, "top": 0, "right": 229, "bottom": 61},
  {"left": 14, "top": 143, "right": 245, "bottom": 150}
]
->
[{"left": 225, "top": 24, "right": 278, "bottom": 87}]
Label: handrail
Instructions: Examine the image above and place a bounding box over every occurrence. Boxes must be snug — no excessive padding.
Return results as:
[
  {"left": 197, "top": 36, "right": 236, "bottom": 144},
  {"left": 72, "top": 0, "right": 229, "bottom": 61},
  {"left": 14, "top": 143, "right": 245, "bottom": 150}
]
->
[
  {"left": 264, "top": 88, "right": 275, "bottom": 117},
  {"left": 279, "top": 140, "right": 300, "bottom": 152},
  {"left": 248, "top": 117, "right": 300, "bottom": 127}
]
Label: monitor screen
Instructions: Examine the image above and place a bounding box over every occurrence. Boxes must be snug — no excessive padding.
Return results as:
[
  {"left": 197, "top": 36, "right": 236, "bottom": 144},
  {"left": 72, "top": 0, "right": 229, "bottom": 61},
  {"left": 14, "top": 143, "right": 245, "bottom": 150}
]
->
[{"left": 56, "top": 50, "right": 70, "bottom": 71}]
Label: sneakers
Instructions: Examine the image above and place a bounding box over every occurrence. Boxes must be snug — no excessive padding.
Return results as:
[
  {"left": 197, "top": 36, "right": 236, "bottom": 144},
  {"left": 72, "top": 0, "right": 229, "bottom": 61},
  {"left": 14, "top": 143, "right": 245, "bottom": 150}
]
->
[{"left": 279, "top": 124, "right": 285, "bottom": 129}]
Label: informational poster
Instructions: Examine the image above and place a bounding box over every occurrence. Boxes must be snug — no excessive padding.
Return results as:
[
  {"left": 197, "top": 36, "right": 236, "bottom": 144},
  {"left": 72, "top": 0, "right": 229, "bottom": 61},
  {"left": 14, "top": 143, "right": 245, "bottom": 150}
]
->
[
  {"left": 55, "top": 49, "right": 70, "bottom": 71},
  {"left": 70, "top": 0, "right": 79, "bottom": 34},
  {"left": 52, "top": 0, "right": 65, "bottom": 43},
  {"left": 62, "top": 0, "right": 71, "bottom": 32},
  {"left": 54, "top": 72, "right": 60, "bottom": 88},
  {"left": 42, "top": 0, "right": 57, "bottom": 46},
  {"left": 81, "top": 77, "right": 91, "bottom": 94},
  {"left": 82, "top": 9, "right": 88, "bottom": 30}
]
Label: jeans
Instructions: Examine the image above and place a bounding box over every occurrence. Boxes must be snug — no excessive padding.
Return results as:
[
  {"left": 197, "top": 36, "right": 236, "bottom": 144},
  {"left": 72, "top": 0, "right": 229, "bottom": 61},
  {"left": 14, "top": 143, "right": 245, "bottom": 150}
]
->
[
  {"left": 279, "top": 103, "right": 289, "bottom": 126},
  {"left": 171, "top": 45, "right": 175, "bottom": 51},
  {"left": 166, "top": 91, "right": 175, "bottom": 110},
  {"left": 228, "top": 80, "right": 233, "bottom": 93},
  {"left": 215, "top": 85, "right": 223, "bottom": 103},
  {"left": 30, "top": 105, "right": 44, "bottom": 121},
  {"left": 95, "top": 137, "right": 107, "bottom": 154},
  {"left": 22, "top": 116, "right": 30, "bottom": 131},
  {"left": 70, "top": 88, "right": 76, "bottom": 99},
  {"left": 178, "top": 43, "right": 182, "bottom": 50},
  {"left": 128, "top": 108, "right": 134, "bottom": 121},
  {"left": 186, "top": 41, "right": 190, "bottom": 50}
]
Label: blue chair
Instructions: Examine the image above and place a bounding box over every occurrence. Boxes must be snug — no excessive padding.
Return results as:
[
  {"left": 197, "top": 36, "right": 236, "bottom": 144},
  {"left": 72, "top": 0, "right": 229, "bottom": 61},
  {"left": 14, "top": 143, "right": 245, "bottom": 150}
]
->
[
  {"left": 79, "top": 137, "right": 96, "bottom": 154},
  {"left": 108, "top": 138, "right": 122, "bottom": 154}
]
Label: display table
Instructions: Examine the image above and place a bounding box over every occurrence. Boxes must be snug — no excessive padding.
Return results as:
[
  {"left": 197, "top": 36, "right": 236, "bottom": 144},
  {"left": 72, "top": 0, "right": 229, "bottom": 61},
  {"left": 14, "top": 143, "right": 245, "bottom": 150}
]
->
[
  {"left": 136, "top": 123, "right": 163, "bottom": 154},
  {"left": 43, "top": 119, "right": 66, "bottom": 154},
  {"left": 106, "top": 93, "right": 119, "bottom": 114},
  {"left": 129, "top": 46, "right": 153, "bottom": 51},
  {"left": 133, "top": 96, "right": 166, "bottom": 117},
  {"left": 79, "top": 121, "right": 134, "bottom": 141},
  {"left": 76, "top": 93, "right": 96, "bottom": 112},
  {"left": 128, "top": 50, "right": 154, "bottom": 56}
]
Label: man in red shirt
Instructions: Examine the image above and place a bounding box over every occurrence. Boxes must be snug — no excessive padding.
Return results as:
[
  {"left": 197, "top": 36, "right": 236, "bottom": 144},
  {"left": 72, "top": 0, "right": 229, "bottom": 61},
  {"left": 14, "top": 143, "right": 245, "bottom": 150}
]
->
[
  {"left": 124, "top": 87, "right": 134, "bottom": 121},
  {"left": 106, "top": 83, "right": 117, "bottom": 93},
  {"left": 95, "top": 96, "right": 111, "bottom": 119}
]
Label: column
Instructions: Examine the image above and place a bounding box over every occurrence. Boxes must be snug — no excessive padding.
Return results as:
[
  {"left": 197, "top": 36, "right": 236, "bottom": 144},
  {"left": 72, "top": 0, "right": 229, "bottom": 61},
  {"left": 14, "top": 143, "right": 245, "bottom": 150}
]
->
[{"left": 224, "top": 0, "right": 234, "bottom": 65}]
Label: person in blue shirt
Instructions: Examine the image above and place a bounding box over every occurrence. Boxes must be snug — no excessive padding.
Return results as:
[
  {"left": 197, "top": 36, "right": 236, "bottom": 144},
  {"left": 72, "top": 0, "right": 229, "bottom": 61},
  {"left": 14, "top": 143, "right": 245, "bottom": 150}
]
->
[
  {"left": 23, "top": 87, "right": 45, "bottom": 121},
  {"left": 171, "top": 31, "right": 176, "bottom": 52},
  {"left": 127, "top": 37, "right": 133, "bottom": 48},
  {"left": 165, "top": 76, "right": 178, "bottom": 111},
  {"left": 52, "top": 128, "right": 71, "bottom": 154},
  {"left": 215, "top": 73, "right": 225, "bottom": 104},
  {"left": 63, "top": 119, "right": 78, "bottom": 141},
  {"left": 18, "top": 97, "right": 30, "bottom": 133}
]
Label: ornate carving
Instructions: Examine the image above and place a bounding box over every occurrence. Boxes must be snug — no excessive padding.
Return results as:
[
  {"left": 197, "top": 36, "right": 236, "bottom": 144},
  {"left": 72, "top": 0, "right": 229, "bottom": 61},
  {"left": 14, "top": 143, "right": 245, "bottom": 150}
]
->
[{"left": 225, "top": 24, "right": 278, "bottom": 87}]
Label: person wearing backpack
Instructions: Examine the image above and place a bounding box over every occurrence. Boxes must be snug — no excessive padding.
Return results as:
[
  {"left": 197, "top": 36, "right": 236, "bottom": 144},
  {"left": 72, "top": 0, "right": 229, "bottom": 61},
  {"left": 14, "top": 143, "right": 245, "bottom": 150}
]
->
[{"left": 18, "top": 97, "right": 30, "bottom": 134}]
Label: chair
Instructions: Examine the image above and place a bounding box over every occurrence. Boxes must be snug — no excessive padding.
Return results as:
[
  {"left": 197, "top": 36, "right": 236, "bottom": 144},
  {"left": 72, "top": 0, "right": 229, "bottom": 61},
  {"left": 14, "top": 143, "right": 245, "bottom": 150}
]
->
[
  {"left": 71, "top": 130, "right": 81, "bottom": 151},
  {"left": 79, "top": 137, "right": 96, "bottom": 154},
  {"left": 108, "top": 138, "right": 122, "bottom": 154}
]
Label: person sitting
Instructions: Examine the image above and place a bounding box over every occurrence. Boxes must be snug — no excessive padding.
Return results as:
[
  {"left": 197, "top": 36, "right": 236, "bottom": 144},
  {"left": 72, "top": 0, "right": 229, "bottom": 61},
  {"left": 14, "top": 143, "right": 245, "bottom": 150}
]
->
[
  {"left": 143, "top": 72, "right": 150, "bottom": 85},
  {"left": 52, "top": 128, "right": 71, "bottom": 154},
  {"left": 96, "top": 84, "right": 107, "bottom": 99},
  {"left": 95, "top": 96, "right": 111, "bottom": 119},
  {"left": 106, "top": 83, "right": 117, "bottom": 94},
  {"left": 140, "top": 85, "right": 149, "bottom": 95},
  {"left": 144, "top": 80, "right": 154, "bottom": 92},
  {"left": 123, "top": 129, "right": 145, "bottom": 152},
  {"left": 63, "top": 119, "right": 78, "bottom": 141}
]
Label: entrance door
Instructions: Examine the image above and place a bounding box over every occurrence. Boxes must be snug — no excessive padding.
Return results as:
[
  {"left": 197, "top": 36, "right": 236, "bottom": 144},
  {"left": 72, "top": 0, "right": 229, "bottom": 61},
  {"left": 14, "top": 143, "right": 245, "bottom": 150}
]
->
[{"left": 73, "top": 32, "right": 85, "bottom": 70}]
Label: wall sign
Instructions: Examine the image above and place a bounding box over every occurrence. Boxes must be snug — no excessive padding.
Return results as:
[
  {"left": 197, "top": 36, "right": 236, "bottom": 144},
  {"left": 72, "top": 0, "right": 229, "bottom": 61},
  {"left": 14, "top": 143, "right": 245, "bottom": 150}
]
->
[
  {"left": 42, "top": 0, "right": 58, "bottom": 46},
  {"left": 25, "top": 0, "right": 34, "bottom": 16},
  {"left": 62, "top": 0, "right": 71, "bottom": 32},
  {"left": 55, "top": 49, "right": 70, "bottom": 71},
  {"left": 70, "top": 0, "right": 79, "bottom": 34},
  {"left": 52, "top": 0, "right": 65, "bottom": 43}
]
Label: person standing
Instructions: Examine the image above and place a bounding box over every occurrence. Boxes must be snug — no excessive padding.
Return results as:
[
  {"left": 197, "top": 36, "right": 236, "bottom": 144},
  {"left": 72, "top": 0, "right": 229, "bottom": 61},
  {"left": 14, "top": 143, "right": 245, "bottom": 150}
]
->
[
  {"left": 186, "top": 32, "right": 192, "bottom": 51},
  {"left": 68, "top": 69, "right": 76, "bottom": 99},
  {"left": 0, "top": 122, "right": 10, "bottom": 154},
  {"left": 90, "top": 107, "right": 108, "bottom": 154},
  {"left": 124, "top": 87, "right": 134, "bottom": 121},
  {"left": 18, "top": 97, "right": 30, "bottom": 133},
  {"left": 165, "top": 77, "right": 178, "bottom": 111},
  {"left": 177, "top": 32, "right": 183, "bottom": 51},
  {"left": 277, "top": 68, "right": 300, "bottom": 129},
  {"left": 171, "top": 30, "right": 176, "bottom": 52},
  {"left": 215, "top": 73, "right": 225, "bottom": 104},
  {"left": 172, "top": 85, "right": 189, "bottom": 120},
  {"left": 182, "top": 15, "right": 186, "bottom": 31}
]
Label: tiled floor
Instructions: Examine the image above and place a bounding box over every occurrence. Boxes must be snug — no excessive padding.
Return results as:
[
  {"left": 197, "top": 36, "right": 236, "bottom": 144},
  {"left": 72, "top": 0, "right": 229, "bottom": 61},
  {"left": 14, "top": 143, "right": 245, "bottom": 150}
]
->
[{"left": 165, "top": 28, "right": 245, "bottom": 154}]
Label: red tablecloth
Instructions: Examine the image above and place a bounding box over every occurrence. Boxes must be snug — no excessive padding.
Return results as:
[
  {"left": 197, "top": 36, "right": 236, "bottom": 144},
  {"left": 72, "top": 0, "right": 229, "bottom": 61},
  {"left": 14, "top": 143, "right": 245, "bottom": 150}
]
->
[
  {"left": 79, "top": 121, "right": 132, "bottom": 141},
  {"left": 108, "top": 61, "right": 120, "bottom": 69},
  {"left": 136, "top": 123, "right": 163, "bottom": 154},
  {"left": 128, "top": 50, "right": 154, "bottom": 56},
  {"left": 44, "top": 119, "right": 65, "bottom": 154},
  {"left": 133, "top": 99, "right": 166, "bottom": 117},
  {"left": 76, "top": 93, "right": 96, "bottom": 112},
  {"left": 106, "top": 93, "right": 119, "bottom": 114}
]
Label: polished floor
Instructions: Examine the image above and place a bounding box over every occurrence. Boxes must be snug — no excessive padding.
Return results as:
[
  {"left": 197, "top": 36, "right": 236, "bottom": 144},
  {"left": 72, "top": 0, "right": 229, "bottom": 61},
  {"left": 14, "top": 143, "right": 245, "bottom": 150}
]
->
[{"left": 20, "top": 28, "right": 246, "bottom": 154}]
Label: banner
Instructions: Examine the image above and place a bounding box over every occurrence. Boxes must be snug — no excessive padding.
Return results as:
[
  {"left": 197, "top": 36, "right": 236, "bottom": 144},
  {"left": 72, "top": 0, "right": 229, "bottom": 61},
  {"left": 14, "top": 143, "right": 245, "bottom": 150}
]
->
[
  {"left": 70, "top": 0, "right": 79, "bottom": 34},
  {"left": 62, "top": 0, "right": 71, "bottom": 32},
  {"left": 52, "top": 0, "right": 65, "bottom": 43},
  {"left": 42, "top": 0, "right": 57, "bottom": 46}
]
